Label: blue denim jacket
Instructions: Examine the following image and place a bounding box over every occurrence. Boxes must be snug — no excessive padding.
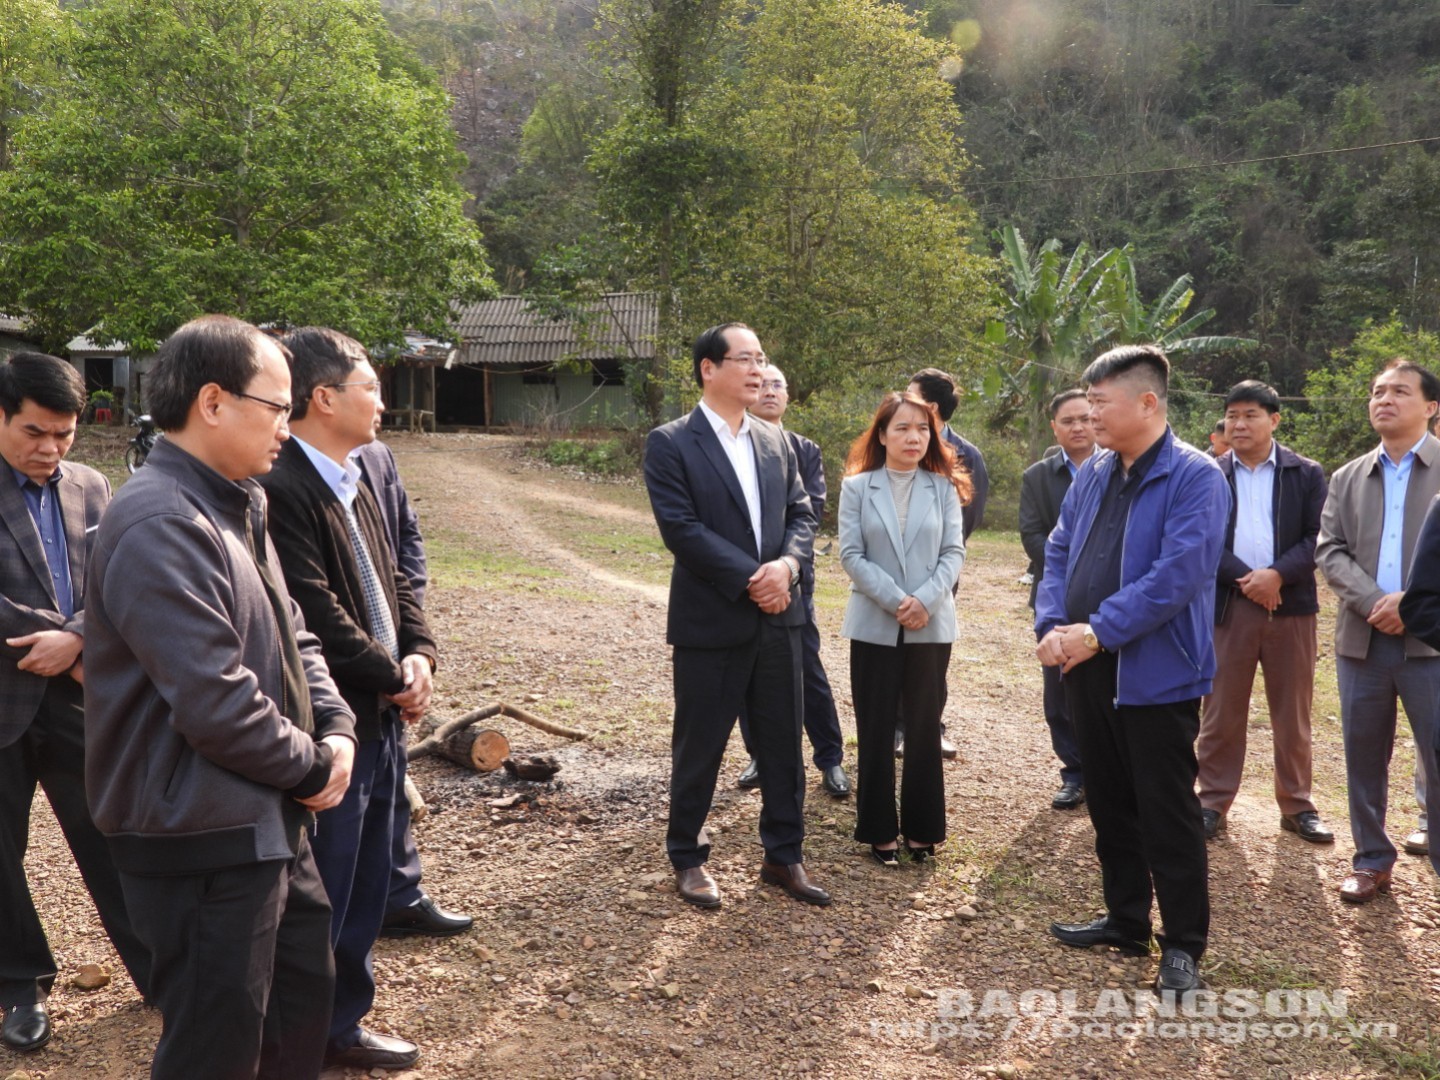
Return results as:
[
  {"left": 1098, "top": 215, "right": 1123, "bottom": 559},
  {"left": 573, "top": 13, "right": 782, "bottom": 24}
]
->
[{"left": 1035, "top": 427, "right": 1231, "bottom": 706}]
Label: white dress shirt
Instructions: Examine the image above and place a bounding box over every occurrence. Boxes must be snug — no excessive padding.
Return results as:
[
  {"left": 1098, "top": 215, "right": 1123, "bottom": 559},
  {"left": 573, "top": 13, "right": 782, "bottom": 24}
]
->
[
  {"left": 1231, "top": 442, "right": 1277, "bottom": 571},
  {"left": 699, "top": 399, "right": 763, "bottom": 557}
]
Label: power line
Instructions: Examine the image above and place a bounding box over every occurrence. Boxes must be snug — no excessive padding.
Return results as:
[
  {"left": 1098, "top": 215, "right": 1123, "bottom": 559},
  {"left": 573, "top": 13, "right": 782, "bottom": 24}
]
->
[{"left": 970, "top": 135, "right": 1440, "bottom": 189}]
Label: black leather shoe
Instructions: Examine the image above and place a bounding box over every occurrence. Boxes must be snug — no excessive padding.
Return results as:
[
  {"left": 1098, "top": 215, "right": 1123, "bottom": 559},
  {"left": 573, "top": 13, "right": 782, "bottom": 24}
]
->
[
  {"left": 675, "top": 866, "right": 721, "bottom": 908},
  {"left": 939, "top": 734, "right": 959, "bottom": 760},
  {"left": 2, "top": 1003, "right": 50, "bottom": 1052},
  {"left": 1049, "top": 917, "right": 1149, "bottom": 956},
  {"left": 870, "top": 845, "right": 899, "bottom": 867},
  {"left": 821, "top": 764, "right": 851, "bottom": 798},
  {"left": 736, "top": 757, "right": 761, "bottom": 789},
  {"left": 1052, "top": 782, "right": 1085, "bottom": 810},
  {"left": 381, "top": 895, "right": 474, "bottom": 938},
  {"left": 760, "top": 861, "right": 832, "bottom": 906},
  {"left": 1154, "top": 948, "right": 1203, "bottom": 996},
  {"left": 1202, "top": 808, "right": 1225, "bottom": 840},
  {"left": 325, "top": 1028, "right": 420, "bottom": 1070},
  {"left": 1281, "top": 811, "right": 1335, "bottom": 844}
]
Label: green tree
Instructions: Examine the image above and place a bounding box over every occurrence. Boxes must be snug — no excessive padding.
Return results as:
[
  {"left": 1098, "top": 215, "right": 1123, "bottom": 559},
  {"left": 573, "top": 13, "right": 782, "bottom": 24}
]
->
[
  {"left": 588, "top": 0, "right": 740, "bottom": 425},
  {"left": 683, "top": 0, "right": 992, "bottom": 402},
  {"left": 1289, "top": 317, "right": 1440, "bottom": 472},
  {"left": 986, "top": 225, "right": 1254, "bottom": 454},
  {"left": 0, "top": 0, "right": 493, "bottom": 351},
  {"left": 0, "top": 0, "right": 69, "bottom": 171}
]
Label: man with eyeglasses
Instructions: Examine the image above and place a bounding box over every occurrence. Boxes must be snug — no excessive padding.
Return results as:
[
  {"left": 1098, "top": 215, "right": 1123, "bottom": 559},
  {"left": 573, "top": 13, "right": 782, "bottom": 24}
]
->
[
  {"left": 259, "top": 327, "right": 436, "bottom": 1070},
  {"left": 733, "top": 364, "right": 850, "bottom": 799},
  {"left": 86, "top": 315, "right": 357, "bottom": 1078},
  {"left": 645, "top": 323, "right": 830, "bottom": 908}
]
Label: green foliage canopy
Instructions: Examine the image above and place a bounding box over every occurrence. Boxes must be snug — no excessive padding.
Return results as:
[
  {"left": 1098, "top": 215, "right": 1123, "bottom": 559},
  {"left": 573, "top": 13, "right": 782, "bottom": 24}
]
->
[{"left": 0, "top": 0, "right": 494, "bottom": 351}]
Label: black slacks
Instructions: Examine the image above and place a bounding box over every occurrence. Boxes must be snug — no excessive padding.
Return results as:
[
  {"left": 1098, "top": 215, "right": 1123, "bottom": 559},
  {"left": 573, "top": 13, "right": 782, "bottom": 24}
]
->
[
  {"left": 851, "top": 633, "right": 950, "bottom": 845},
  {"left": 1064, "top": 653, "right": 1209, "bottom": 960},
  {"left": 120, "top": 833, "right": 335, "bottom": 1080},
  {"left": 0, "top": 676, "right": 150, "bottom": 1006},
  {"left": 668, "top": 622, "right": 805, "bottom": 869}
]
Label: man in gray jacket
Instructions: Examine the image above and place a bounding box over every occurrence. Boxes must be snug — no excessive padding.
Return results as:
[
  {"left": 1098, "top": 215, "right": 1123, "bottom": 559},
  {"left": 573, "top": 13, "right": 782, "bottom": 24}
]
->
[{"left": 86, "top": 315, "right": 357, "bottom": 1080}]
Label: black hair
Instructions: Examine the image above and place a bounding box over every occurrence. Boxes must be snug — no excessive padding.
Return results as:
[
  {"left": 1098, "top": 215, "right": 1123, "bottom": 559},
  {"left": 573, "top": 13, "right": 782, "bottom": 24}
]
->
[
  {"left": 907, "top": 367, "right": 959, "bottom": 421},
  {"left": 146, "top": 315, "right": 282, "bottom": 432},
  {"left": 1048, "top": 387, "right": 1087, "bottom": 419},
  {"left": 691, "top": 323, "right": 752, "bottom": 388},
  {"left": 1376, "top": 358, "right": 1440, "bottom": 404},
  {"left": 1212, "top": 418, "right": 1228, "bottom": 436},
  {"left": 280, "top": 327, "right": 367, "bottom": 421},
  {"left": 1224, "top": 380, "right": 1280, "bottom": 414},
  {"left": 0, "top": 352, "right": 87, "bottom": 418},
  {"left": 1081, "top": 345, "right": 1169, "bottom": 401}
]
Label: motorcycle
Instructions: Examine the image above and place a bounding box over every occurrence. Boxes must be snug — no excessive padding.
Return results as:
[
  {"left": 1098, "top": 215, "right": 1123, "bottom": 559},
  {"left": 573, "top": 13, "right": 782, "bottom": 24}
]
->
[{"left": 125, "top": 414, "right": 157, "bottom": 473}]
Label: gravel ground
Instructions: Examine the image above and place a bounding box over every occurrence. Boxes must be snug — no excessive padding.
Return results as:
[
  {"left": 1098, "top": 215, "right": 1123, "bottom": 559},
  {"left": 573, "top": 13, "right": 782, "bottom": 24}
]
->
[{"left": 8, "top": 432, "right": 1440, "bottom": 1080}]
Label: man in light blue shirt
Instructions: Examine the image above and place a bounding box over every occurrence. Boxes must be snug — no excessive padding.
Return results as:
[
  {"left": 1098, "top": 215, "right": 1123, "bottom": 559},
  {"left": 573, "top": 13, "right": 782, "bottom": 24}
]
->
[
  {"left": 1197, "top": 381, "right": 1330, "bottom": 845},
  {"left": 1317, "top": 359, "right": 1440, "bottom": 903}
]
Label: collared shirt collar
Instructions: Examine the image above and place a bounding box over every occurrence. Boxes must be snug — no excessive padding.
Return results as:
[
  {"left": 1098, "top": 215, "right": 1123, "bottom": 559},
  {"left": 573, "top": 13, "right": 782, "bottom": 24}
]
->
[
  {"left": 291, "top": 434, "right": 362, "bottom": 509},
  {"left": 700, "top": 399, "right": 751, "bottom": 439},
  {"left": 9, "top": 463, "right": 61, "bottom": 490},
  {"left": 1233, "top": 440, "right": 1278, "bottom": 474},
  {"left": 1378, "top": 432, "right": 1430, "bottom": 471}
]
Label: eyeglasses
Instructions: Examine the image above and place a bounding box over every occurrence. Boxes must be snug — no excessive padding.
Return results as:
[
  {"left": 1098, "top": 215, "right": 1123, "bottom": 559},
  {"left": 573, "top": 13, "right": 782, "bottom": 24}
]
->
[
  {"left": 720, "top": 353, "right": 769, "bottom": 369},
  {"left": 231, "top": 391, "right": 293, "bottom": 419},
  {"left": 324, "top": 380, "right": 381, "bottom": 395},
  {"left": 760, "top": 379, "right": 787, "bottom": 391}
]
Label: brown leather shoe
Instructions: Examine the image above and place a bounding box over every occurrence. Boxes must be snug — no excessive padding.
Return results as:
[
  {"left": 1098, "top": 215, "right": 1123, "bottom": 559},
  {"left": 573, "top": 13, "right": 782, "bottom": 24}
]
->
[
  {"left": 1339, "top": 867, "right": 1392, "bottom": 904},
  {"left": 760, "top": 861, "right": 832, "bottom": 906},
  {"left": 675, "top": 866, "right": 721, "bottom": 908}
]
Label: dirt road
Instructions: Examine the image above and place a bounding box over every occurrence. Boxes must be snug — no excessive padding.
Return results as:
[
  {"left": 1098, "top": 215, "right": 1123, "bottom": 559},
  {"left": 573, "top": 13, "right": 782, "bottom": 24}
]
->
[{"left": 13, "top": 433, "right": 1440, "bottom": 1079}]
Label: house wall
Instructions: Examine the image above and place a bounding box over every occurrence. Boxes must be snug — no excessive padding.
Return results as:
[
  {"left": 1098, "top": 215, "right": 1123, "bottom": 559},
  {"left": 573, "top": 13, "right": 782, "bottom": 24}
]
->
[{"left": 490, "top": 369, "right": 642, "bottom": 428}]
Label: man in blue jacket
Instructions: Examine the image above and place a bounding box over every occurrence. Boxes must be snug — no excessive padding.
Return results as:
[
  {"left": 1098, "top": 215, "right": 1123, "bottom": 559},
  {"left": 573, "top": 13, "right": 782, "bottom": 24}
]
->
[{"left": 1036, "top": 345, "right": 1229, "bottom": 997}]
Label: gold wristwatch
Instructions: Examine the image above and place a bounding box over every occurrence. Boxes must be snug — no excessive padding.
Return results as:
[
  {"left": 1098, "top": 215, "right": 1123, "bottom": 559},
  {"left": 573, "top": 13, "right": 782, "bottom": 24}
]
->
[{"left": 1082, "top": 624, "right": 1103, "bottom": 653}]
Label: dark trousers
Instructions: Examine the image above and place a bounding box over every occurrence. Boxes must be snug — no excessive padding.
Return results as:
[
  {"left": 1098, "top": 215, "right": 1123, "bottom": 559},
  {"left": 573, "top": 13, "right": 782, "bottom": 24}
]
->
[
  {"left": 120, "top": 834, "right": 334, "bottom": 1080},
  {"left": 310, "top": 714, "right": 402, "bottom": 1049},
  {"left": 1042, "top": 663, "right": 1083, "bottom": 787},
  {"left": 0, "top": 677, "right": 150, "bottom": 1006},
  {"left": 738, "top": 602, "right": 844, "bottom": 770},
  {"left": 668, "top": 623, "right": 805, "bottom": 869},
  {"left": 385, "top": 736, "right": 424, "bottom": 914},
  {"left": 851, "top": 634, "right": 950, "bottom": 846},
  {"left": 1065, "top": 653, "right": 1209, "bottom": 960}
]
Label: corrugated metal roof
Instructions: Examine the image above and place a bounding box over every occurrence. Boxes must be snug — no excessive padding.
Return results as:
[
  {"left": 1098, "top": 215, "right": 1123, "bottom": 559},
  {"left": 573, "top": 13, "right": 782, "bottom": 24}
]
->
[
  {"left": 0, "top": 313, "right": 29, "bottom": 335},
  {"left": 66, "top": 334, "right": 129, "bottom": 355},
  {"left": 449, "top": 292, "right": 657, "bottom": 369}
]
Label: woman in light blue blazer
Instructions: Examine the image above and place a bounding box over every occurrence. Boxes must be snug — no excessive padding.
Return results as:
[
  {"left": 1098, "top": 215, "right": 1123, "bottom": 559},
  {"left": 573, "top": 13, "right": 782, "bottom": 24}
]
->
[{"left": 839, "top": 391, "right": 970, "bottom": 865}]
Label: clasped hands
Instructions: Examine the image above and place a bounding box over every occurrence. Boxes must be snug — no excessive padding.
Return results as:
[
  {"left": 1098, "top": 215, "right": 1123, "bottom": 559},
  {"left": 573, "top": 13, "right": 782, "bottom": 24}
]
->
[
  {"left": 896, "top": 596, "right": 929, "bottom": 631},
  {"left": 386, "top": 653, "right": 434, "bottom": 724},
  {"left": 1036, "top": 624, "right": 1099, "bottom": 673},
  {"left": 1367, "top": 591, "right": 1406, "bottom": 636},
  {"left": 748, "top": 559, "right": 794, "bottom": 614},
  {"left": 8, "top": 629, "right": 84, "bottom": 682}
]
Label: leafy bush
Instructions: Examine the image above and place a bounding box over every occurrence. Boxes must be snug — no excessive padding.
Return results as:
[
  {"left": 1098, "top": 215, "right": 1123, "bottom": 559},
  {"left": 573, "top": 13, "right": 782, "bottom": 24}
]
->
[{"left": 533, "top": 437, "right": 637, "bottom": 476}]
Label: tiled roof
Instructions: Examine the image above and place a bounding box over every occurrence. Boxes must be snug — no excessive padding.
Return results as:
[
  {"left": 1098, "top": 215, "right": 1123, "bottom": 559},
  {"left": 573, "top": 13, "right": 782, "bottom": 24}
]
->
[{"left": 449, "top": 292, "right": 657, "bottom": 368}]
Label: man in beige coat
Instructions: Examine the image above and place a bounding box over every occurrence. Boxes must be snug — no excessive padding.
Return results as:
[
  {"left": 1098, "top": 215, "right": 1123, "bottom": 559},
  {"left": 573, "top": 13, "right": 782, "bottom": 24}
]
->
[{"left": 1317, "top": 358, "right": 1440, "bottom": 903}]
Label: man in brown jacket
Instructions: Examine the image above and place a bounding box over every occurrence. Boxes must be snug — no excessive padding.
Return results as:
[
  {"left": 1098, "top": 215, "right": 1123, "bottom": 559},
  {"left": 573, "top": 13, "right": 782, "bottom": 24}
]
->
[{"left": 1317, "top": 358, "right": 1440, "bottom": 903}]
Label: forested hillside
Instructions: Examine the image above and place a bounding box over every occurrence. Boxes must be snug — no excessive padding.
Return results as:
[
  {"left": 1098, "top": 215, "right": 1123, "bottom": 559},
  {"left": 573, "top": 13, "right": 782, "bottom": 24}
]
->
[{"left": 379, "top": 0, "right": 1440, "bottom": 407}]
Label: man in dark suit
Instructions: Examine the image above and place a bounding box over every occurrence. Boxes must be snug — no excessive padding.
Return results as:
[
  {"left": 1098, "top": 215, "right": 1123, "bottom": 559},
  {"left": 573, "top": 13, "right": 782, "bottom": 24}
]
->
[
  {"left": 261, "top": 328, "right": 437, "bottom": 1071},
  {"left": 1398, "top": 491, "right": 1440, "bottom": 881},
  {"left": 645, "top": 322, "right": 828, "bottom": 909},
  {"left": 353, "top": 436, "right": 472, "bottom": 940},
  {"left": 734, "top": 363, "right": 849, "bottom": 798},
  {"left": 0, "top": 353, "right": 150, "bottom": 1052},
  {"left": 1019, "top": 388, "right": 1095, "bottom": 811},
  {"left": 895, "top": 367, "right": 990, "bottom": 760}
]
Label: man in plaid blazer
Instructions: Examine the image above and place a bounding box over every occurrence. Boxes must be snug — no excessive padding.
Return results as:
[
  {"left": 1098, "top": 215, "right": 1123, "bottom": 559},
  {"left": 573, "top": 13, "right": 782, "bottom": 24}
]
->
[{"left": 0, "top": 353, "right": 149, "bottom": 1052}]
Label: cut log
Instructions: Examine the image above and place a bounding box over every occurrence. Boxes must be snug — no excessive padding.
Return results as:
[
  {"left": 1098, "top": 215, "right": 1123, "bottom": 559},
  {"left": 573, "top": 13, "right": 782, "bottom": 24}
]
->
[
  {"left": 430, "top": 726, "right": 510, "bottom": 773},
  {"left": 503, "top": 754, "right": 561, "bottom": 781},
  {"left": 407, "top": 702, "right": 590, "bottom": 766}
]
